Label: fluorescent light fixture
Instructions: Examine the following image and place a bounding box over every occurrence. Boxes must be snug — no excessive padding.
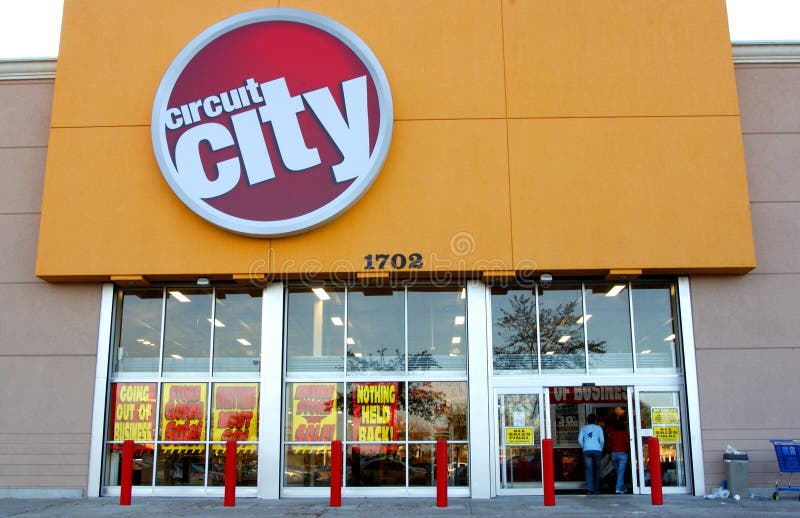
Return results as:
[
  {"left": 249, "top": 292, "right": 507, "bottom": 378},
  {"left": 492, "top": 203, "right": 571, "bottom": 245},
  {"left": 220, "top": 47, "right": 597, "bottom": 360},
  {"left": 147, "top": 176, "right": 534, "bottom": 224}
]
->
[
  {"left": 576, "top": 314, "right": 592, "bottom": 324},
  {"left": 460, "top": 288, "right": 466, "bottom": 300},
  {"left": 640, "top": 349, "right": 652, "bottom": 355},
  {"left": 454, "top": 315, "right": 465, "bottom": 326},
  {"left": 545, "top": 350, "right": 555, "bottom": 355},
  {"left": 451, "top": 336, "right": 462, "bottom": 344},
  {"left": 208, "top": 318, "right": 225, "bottom": 328},
  {"left": 237, "top": 338, "right": 252, "bottom": 346},
  {"left": 664, "top": 334, "right": 676, "bottom": 342},
  {"left": 169, "top": 290, "right": 190, "bottom": 303},
  {"left": 136, "top": 338, "right": 146, "bottom": 343},
  {"left": 312, "top": 287, "right": 330, "bottom": 301},
  {"left": 170, "top": 354, "right": 183, "bottom": 359},
  {"left": 353, "top": 352, "right": 363, "bottom": 357},
  {"left": 606, "top": 285, "right": 626, "bottom": 297},
  {"left": 346, "top": 337, "right": 355, "bottom": 345},
  {"left": 557, "top": 335, "right": 571, "bottom": 343},
  {"left": 331, "top": 317, "right": 344, "bottom": 326}
]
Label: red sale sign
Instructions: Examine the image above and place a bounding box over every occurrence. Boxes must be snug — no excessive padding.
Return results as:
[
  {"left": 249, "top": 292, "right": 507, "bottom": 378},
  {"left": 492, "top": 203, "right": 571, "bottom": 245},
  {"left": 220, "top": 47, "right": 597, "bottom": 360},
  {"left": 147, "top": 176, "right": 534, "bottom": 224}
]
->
[{"left": 152, "top": 9, "right": 393, "bottom": 236}]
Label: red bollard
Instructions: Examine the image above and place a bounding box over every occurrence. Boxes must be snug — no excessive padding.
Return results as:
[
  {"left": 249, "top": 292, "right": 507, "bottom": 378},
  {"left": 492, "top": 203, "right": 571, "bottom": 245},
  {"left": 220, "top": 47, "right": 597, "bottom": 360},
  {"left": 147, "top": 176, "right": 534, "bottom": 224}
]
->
[
  {"left": 542, "top": 438, "right": 555, "bottom": 506},
  {"left": 648, "top": 437, "right": 663, "bottom": 505},
  {"left": 120, "top": 440, "right": 133, "bottom": 506},
  {"left": 436, "top": 440, "right": 448, "bottom": 508},
  {"left": 330, "top": 440, "right": 342, "bottom": 507},
  {"left": 224, "top": 440, "right": 236, "bottom": 507}
]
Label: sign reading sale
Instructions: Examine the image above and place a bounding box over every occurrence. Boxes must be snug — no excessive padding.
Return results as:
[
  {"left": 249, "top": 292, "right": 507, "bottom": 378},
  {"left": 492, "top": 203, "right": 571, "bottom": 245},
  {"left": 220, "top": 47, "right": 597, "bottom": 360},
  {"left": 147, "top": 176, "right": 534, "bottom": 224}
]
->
[{"left": 151, "top": 9, "right": 393, "bottom": 237}]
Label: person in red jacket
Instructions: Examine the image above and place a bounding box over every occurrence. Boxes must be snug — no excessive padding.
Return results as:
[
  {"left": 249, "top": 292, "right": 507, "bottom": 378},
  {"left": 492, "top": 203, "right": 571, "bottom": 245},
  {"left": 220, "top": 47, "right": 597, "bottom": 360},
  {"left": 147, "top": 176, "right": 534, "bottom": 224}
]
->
[{"left": 609, "top": 418, "right": 630, "bottom": 494}]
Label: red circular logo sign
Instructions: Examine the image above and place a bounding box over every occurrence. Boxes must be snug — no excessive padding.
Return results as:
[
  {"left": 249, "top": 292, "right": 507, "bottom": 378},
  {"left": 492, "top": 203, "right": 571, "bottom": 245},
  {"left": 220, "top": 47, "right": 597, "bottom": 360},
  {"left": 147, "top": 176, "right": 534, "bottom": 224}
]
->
[{"left": 152, "top": 9, "right": 393, "bottom": 236}]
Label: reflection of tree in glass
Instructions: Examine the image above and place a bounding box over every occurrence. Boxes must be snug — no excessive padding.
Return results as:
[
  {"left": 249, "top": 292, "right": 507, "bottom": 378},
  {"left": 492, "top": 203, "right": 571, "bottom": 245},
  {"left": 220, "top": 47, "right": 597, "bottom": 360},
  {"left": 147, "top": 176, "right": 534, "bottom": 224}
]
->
[
  {"left": 495, "top": 295, "right": 606, "bottom": 369},
  {"left": 347, "top": 346, "right": 404, "bottom": 371},
  {"left": 408, "top": 384, "right": 447, "bottom": 425}
]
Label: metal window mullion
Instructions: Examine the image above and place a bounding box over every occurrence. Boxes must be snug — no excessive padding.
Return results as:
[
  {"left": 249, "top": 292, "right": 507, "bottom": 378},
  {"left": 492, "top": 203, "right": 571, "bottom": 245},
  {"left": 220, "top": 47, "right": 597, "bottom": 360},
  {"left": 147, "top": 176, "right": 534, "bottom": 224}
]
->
[
  {"left": 208, "top": 287, "right": 216, "bottom": 377},
  {"left": 404, "top": 285, "right": 408, "bottom": 376},
  {"left": 343, "top": 285, "right": 349, "bottom": 378},
  {"left": 581, "top": 283, "right": 589, "bottom": 374},
  {"left": 157, "top": 287, "right": 167, "bottom": 377},
  {"left": 629, "top": 282, "right": 638, "bottom": 373},
  {"left": 535, "top": 283, "right": 542, "bottom": 375}
]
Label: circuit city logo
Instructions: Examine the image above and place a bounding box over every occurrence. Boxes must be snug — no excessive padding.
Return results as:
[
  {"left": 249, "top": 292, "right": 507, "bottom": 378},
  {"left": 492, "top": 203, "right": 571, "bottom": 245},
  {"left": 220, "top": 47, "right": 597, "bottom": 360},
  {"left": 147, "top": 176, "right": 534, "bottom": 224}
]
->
[{"left": 151, "top": 9, "right": 393, "bottom": 236}]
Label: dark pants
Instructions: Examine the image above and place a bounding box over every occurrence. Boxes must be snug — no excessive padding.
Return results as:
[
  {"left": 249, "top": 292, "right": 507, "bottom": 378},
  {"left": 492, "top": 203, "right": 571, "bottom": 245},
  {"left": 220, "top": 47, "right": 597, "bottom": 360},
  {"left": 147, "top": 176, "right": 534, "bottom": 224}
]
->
[{"left": 583, "top": 450, "right": 602, "bottom": 493}]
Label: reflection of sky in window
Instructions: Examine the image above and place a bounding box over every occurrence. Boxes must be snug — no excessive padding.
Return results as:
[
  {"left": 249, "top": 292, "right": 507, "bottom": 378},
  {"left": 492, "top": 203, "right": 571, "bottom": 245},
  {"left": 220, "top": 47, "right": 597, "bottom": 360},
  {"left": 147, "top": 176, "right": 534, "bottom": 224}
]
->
[
  {"left": 632, "top": 284, "right": 679, "bottom": 369},
  {"left": 347, "top": 289, "right": 404, "bottom": 368},
  {"left": 407, "top": 288, "right": 466, "bottom": 360},
  {"left": 116, "top": 290, "right": 162, "bottom": 372},
  {"left": 163, "top": 289, "right": 213, "bottom": 372},
  {"left": 286, "top": 288, "right": 344, "bottom": 360},
  {"left": 585, "top": 283, "right": 633, "bottom": 371},
  {"left": 213, "top": 290, "right": 263, "bottom": 373}
]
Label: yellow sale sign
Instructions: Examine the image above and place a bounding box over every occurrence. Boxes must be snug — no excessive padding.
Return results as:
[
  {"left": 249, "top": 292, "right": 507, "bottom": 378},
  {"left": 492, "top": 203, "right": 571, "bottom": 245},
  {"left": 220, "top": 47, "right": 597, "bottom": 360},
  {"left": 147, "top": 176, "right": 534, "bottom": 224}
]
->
[
  {"left": 212, "top": 383, "right": 259, "bottom": 442},
  {"left": 506, "top": 427, "right": 535, "bottom": 445}
]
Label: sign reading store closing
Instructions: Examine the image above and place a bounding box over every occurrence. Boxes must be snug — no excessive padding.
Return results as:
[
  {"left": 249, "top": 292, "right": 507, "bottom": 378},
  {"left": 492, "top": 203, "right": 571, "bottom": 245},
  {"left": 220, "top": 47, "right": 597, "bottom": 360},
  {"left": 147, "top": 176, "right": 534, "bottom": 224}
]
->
[{"left": 151, "top": 9, "right": 393, "bottom": 236}]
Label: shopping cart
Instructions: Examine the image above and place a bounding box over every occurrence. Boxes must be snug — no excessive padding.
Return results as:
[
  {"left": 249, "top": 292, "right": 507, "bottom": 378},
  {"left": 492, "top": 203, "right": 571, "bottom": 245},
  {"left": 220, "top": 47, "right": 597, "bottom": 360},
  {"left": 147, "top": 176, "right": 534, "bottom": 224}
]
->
[{"left": 770, "top": 440, "right": 800, "bottom": 501}]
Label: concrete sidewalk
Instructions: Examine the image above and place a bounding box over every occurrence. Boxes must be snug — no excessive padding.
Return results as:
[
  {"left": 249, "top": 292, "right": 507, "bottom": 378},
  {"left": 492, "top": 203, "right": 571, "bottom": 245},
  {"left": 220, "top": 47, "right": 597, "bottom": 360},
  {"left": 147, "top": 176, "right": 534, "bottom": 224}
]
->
[{"left": 2, "top": 495, "right": 799, "bottom": 518}]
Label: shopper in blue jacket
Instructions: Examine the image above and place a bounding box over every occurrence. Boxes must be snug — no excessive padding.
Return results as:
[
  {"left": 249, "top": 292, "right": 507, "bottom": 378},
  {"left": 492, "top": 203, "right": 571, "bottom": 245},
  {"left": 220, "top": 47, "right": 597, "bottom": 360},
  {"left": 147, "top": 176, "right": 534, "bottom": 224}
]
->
[{"left": 578, "top": 413, "right": 605, "bottom": 495}]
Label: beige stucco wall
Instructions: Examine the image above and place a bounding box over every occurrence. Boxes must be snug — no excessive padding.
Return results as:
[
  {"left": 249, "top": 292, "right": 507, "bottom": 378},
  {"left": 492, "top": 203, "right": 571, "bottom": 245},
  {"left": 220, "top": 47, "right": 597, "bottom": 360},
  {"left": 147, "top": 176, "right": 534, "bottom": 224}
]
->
[
  {"left": 692, "top": 59, "right": 800, "bottom": 492},
  {"left": 0, "top": 69, "right": 101, "bottom": 495}
]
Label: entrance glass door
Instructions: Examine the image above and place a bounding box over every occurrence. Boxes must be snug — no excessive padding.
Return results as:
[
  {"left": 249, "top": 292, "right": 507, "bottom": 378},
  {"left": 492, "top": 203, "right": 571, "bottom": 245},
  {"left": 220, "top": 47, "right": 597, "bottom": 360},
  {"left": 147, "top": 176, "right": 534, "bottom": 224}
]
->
[
  {"left": 547, "top": 385, "right": 635, "bottom": 493},
  {"left": 495, "top": 390, "right": 544, "bottom": 493},
  {"left": 634, "top": 388, "right": 690, "bottom": 493}
]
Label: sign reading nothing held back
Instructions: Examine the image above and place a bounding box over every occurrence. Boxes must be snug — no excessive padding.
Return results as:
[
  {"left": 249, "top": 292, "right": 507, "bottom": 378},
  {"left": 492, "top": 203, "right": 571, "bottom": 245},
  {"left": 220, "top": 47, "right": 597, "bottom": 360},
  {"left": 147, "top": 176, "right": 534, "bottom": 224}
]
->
[{"left": 351, "top": 382, "right": 398, "bottom": 442}]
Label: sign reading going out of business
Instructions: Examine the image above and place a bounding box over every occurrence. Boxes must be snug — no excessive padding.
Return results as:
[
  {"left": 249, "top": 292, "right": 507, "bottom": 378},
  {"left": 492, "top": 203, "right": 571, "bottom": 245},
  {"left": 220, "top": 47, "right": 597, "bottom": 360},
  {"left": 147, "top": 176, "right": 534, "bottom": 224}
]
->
[
  {"left": 151, "top": 9, "right": 393, "bottom": 237},
  {"left": 110, "top": 382, "right": 157, "bottom": 442}
]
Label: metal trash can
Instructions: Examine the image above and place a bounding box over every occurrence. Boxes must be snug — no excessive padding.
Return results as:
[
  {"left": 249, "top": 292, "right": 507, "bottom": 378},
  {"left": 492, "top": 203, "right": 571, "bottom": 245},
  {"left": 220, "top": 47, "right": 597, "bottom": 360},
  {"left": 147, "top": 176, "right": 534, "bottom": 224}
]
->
[{"left": 724, "top": 452, "right": 749, "bottom": 498}]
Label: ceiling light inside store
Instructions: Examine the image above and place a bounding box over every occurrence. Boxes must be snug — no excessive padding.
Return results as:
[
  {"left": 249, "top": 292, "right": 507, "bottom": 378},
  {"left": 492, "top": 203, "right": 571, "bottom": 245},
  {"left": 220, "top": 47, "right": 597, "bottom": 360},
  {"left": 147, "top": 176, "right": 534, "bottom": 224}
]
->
[
  {"left": 331, "top": 317, "right": 344, "bottom": 326},
  {"left": 640, "top": 349, "right": 652, "bottom": 355},
  {"left": 346, "top": 337, "right": 355, "bottom": 345},
  {"left": 451, "top": 336, "right": 462, "bottom": 344},
  {"left": 545, "top": 351, "right": 555, "bottom": 355},
  {"left": 312, "top": 287, "right": 330, "bottom": 301},
  {"left": 208, "top": 318, "right": 226, "bottom": 327},
  {"left": 170, "top": 354, "right": 183, "bottom": 359},
  {"left": 237, "top": 338, "right": 252, "bottom": 346},
  {"left": 576, "top": 314, "right": 592, "bottom": 324},
  {"left": 169, "top": 290, "right": 190, "bottom": 303},
  {"left": 606, "top": 285, "right": 626, "bottom": 297},
  {"left": 353, "top": 352, "right": 363, "bottom": 357},
  {"left": 454, "top": 316, "right": 465, "bottom": 325},
  {"left": 558, "top": 335, "right": 571, "bottom": 343},
  {"left": 664, "top": 334, "right": 676, "bottom": 341},
  {"left": 460, "top": 288, "right": 466, "bottom": 300}
]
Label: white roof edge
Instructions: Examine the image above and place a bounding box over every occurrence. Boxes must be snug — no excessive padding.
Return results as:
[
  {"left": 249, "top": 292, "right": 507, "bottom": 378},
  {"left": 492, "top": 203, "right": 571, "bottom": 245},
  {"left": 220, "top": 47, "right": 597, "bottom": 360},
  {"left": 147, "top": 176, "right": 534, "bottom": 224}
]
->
[
  {"left": 0, "top": 58, "right": 57, "bottom": 81},
  {"left": 733, "top": 43, "right": 800, "bottom": 64}
]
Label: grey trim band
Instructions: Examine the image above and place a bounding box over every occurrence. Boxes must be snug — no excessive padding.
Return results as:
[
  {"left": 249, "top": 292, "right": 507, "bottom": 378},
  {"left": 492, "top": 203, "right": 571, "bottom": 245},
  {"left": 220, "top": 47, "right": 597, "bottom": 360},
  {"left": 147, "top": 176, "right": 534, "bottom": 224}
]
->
[
  {"left": 0, "top": 59, "right": 56, "bottom": 80},
  {"left": 733, "top": 43, "right": 800, "bottom": 64}
]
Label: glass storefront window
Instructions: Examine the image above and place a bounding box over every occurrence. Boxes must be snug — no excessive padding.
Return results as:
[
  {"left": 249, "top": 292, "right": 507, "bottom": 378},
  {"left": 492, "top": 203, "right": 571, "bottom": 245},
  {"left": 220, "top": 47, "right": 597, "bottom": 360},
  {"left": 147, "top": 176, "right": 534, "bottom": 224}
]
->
[
  {"left": 346, "top": 445, "right": 407, "bottom": 487},
  {"left": 632, "top": 283, "right": 681, "bottom": 372},
  {"left": 408, "top": 382, "right": 467, "bottom": 441},
  {"left": 112, "top": 289, "right": 162, "bottom": 374},
  {"left": 347, "top": 288, "right": 405, "bottom": 372},
  {"left": 491, "top": 287, "right": 538, "bottom": 373},
  {"left": 104, "top": 287, "right": 262, "bottom": 493},
  {"left": 585, "top": 283, "right": 633, "bottom": 372},
  {"left": 540, "top": 284, "right": 585, "bottom": 372},
  {"left": 286, "top": 286, "right": 344, "bottom": 373},
  {"left": 163, "top": 289, "right": 213, "bottom": 373},
  {"left": 407, "top": 287, "right": 467, "bottom": 371},
  {"left": 490, "top": 279, "right": 683, "bottom": 375},
  {"left": 212, "top": 289, "right": 262, "bottom": 374},
  {"left": 284, "top": 445, "right": 333, "bottom": 487}
]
